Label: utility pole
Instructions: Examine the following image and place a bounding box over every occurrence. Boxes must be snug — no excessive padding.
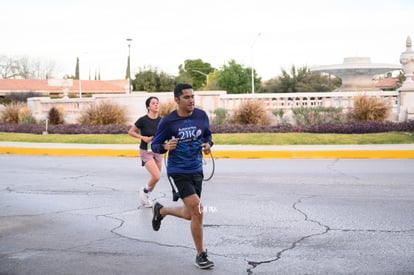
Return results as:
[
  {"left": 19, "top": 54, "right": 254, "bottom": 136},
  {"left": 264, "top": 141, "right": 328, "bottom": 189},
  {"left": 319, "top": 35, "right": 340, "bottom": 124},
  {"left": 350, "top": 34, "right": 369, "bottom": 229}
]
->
[{"left": 251, "top": 33, "right": 261, "bottom": 94}]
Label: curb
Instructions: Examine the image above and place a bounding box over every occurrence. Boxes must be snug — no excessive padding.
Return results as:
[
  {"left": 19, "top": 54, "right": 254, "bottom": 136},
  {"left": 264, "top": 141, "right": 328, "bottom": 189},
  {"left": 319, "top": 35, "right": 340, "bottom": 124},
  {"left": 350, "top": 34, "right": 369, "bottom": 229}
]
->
[
  {"left": 1, "top": 145, "right": 414, "bottom": 158},
  {"left": 0, "top": 147, "right": 137, "bottom": 157},
  {"left": 212, "top": 149, "right": 414, "bottom": 158}
]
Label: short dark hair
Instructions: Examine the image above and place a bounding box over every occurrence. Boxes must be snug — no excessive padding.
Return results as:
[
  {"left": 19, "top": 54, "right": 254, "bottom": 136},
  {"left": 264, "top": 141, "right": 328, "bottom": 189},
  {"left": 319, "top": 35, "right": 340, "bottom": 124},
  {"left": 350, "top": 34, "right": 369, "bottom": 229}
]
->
[
  {"left": 145, "top": 96, "right": 159, "bottom": 110},
  {"left": 174, "top": 83, "right": 193, "bottom": 98}
]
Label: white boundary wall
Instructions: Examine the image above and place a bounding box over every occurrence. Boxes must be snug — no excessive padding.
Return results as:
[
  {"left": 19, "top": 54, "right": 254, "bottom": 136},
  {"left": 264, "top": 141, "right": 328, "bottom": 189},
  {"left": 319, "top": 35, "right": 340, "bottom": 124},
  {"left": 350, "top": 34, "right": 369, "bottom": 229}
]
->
[{"left": 27, "top": 90, "right": 400, "bottom": 124}]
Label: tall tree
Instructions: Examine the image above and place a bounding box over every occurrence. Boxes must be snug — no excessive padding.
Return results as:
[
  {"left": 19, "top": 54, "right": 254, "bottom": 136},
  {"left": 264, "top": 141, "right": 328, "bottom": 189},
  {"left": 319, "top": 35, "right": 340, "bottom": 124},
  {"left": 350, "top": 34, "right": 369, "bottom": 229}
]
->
[
  {"left": 216, "top": 59, "right": 261, "bottom": 94},
  {"left": 132, "top": 66, "right": 175, "bottom": 92},
  {"left": 260, "top": 65, "right": 341, "bottom": 93},
  {"left": 0, "top": 55, "right": 55, "bottom": 79},
  {"left": 177, "top": 59, "right": 215, "bottom": 90},
  {"left": 75, "top": 57, "right": 80, "bottom": 80},
  {"left": 204, "top": 70, "right": 220, "bottom": 90},
  {"left": 0, "top": 55, "right": 20, "bottom": 79},
  {"left": 125, "top": 55, "right": 131, "bottom": 80}
]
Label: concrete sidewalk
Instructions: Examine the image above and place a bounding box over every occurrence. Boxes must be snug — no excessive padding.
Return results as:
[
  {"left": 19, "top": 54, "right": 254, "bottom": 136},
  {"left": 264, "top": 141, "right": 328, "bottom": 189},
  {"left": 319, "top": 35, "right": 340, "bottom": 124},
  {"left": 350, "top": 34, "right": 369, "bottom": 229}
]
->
[{"left": 1, "top": 142, "right": 414, "bottom": 158}]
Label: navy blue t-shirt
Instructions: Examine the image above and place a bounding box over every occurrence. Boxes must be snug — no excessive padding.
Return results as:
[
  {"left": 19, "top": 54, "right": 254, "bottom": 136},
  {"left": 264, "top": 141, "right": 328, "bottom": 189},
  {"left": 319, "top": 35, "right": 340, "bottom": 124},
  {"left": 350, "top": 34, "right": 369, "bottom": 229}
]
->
[{"left": 151, "top": 108, "right": 213, "bottom": 174}]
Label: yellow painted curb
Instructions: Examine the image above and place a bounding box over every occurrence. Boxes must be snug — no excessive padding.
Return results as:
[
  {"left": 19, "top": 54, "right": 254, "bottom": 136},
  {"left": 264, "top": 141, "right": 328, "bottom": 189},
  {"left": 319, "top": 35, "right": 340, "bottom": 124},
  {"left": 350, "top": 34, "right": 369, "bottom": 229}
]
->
[
  {"left": 1, "top": 147, "right": 414, "bottom": 158},
  {"left": 213, "top": 150, "right": 414, "bottom": 158},
  {"left": 0, "top": 147, "right": 138, "bottom": 157}
]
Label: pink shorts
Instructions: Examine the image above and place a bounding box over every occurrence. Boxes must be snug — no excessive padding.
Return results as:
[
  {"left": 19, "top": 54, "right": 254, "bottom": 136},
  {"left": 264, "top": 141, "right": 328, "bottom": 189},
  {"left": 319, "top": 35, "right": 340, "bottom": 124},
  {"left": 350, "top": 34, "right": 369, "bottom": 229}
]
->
[{"left": 140, "top": 149, "right": 163, "bottom": 166}]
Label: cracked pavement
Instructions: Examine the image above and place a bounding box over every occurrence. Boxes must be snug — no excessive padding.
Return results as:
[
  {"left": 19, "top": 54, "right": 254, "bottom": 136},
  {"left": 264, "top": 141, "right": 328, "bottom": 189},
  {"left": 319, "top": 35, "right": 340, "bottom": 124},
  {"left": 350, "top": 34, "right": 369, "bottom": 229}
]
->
[{"left": 1, "top": 154, "right": 414, "bottom": 274}]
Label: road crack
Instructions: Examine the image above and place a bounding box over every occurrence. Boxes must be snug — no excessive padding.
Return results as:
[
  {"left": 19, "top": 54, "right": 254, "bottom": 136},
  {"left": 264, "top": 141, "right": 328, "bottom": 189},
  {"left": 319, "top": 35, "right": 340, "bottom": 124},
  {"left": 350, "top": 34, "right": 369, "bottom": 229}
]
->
[
  {"left": 96, "top": 191, "right": 195, "bottom": 251},
  {"left": 246, "top": 196, "right": 329, "bottom": 274},
  {"left": 246, "top": 196, "right": 414, "bottom": 274}
]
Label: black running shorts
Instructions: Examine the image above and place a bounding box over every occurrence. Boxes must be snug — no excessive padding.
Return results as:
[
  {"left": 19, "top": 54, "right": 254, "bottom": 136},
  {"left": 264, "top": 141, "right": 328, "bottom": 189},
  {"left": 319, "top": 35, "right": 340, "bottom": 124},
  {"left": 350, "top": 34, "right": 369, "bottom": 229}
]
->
[{"left": 168, "top": 172, "right": 203, "bottom": 200}]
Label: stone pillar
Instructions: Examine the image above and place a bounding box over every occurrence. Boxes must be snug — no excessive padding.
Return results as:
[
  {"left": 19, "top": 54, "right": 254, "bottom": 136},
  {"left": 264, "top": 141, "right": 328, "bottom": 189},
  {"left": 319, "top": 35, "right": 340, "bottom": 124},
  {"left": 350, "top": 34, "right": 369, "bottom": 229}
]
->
[
  {"left": 398, "top": 36, "right": 414, "bottom": 121},
  {"left": 62, "top": 76, "right": 71, "bottom": 98}
]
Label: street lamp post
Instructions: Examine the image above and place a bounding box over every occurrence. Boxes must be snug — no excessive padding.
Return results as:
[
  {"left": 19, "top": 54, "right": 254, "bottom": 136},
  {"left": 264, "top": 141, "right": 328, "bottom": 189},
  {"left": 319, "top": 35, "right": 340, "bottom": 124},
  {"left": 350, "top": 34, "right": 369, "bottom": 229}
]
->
[
  {"left": 190, "top": 69, "right": 209, "bottom": 87},
  {"left": 78, "top": 52, "right": 88, "bottom": 98},
  {"left": 126, "top": 38, "right": 132, "bottom": 94},
  {"left": 79, "top": 57, "right": 82, "bottom": 98},
  {"left": 251, "top": 33, "right": 261, "bottom": 94},
  {"left": 182, "top": 64, "right": 209, "bottom": 89}
]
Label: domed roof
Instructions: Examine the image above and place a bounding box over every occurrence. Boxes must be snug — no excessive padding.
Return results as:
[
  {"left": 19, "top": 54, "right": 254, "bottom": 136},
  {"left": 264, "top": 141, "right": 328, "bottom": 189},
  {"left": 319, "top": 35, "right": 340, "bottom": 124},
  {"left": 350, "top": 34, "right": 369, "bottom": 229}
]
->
[
  {"left": 310, "top": 57, "right": 401, "bottom": 91},
  {"left": 311, "top": 57, "right": 401, "bottom": 76}
]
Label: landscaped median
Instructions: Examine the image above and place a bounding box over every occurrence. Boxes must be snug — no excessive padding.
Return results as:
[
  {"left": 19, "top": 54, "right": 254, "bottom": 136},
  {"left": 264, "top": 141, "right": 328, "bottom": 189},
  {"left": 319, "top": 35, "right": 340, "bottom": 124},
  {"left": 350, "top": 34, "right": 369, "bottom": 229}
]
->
[{"left": 1, "top": 142, "right": 414, "bottom": 158}]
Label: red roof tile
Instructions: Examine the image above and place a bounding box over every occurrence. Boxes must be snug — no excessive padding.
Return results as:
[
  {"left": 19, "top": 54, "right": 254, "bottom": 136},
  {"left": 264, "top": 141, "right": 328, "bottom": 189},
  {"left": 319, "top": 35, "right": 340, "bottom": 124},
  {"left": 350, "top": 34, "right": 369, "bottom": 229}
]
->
[
  {"left": 375, "top": 78, "right": 398, "bottom": 88},
  {"left": 0, "top": 79, "right": 128, "bottom": 93}
]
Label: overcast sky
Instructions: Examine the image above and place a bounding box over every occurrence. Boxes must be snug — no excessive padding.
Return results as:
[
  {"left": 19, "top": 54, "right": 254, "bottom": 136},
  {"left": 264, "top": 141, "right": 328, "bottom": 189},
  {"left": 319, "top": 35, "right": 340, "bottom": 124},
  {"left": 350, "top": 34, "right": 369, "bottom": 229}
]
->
[{"left": 2, "top": 0, "right": 413, "bottom": 80}]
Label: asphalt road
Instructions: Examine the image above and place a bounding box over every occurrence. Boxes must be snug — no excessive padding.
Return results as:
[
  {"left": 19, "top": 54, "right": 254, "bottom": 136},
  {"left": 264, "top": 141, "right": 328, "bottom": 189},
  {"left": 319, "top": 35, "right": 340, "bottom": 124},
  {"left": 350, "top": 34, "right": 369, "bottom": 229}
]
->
[{"left": 1, "top": 154, "right": 414, "bottom": 275}]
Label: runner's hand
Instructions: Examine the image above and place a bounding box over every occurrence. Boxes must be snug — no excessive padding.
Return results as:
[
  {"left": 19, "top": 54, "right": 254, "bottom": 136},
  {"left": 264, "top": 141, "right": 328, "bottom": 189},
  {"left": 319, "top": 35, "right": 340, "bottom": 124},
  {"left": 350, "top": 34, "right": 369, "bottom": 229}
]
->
[
  {"left": 201, "top": 143, "right": 211, "bottom": 154},
  {"left": 165, "top": 137, "right": 178, "bottom": 151}
]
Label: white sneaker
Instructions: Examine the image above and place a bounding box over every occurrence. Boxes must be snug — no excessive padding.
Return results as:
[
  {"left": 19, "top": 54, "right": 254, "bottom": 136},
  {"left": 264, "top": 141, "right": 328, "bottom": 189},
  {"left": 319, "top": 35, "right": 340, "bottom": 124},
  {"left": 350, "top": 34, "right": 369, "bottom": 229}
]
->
[{"left": 139, "top": 187, "right": 153, "bottom": 208}]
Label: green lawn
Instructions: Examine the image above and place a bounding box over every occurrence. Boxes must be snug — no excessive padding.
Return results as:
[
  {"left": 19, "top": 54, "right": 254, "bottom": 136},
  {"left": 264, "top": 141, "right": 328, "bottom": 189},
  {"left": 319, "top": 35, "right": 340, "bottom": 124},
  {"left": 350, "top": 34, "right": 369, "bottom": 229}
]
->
[{"left": 1, "top": 131, "right": 413, "bottom": 145}]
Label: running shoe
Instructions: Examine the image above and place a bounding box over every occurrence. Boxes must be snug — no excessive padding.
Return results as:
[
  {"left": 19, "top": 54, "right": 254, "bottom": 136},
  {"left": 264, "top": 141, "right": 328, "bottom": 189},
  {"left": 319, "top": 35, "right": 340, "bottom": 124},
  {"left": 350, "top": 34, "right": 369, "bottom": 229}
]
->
[
  {"left": 140, "top": 187, "right": 152, "bottom": 208},
  {"left": 194, "top": 250, "right": 214, "bottom": 269},
  {"left": 152, "top": 202, "right": 164, "bottom": 231}
]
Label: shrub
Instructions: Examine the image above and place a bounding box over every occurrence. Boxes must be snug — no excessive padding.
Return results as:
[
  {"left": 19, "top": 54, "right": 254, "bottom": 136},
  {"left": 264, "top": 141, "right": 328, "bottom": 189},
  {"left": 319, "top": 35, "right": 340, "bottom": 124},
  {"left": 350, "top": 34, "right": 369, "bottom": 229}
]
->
[
  {"left": 0, "top": 97, "right": 11, "bottom": 105},
  {"left": 231, "top": 100, "right": 270, "bottom": 125},
  {"left": 1, "top": 103, "right": 22, "bottom": 124},
  {"left": 211, "top": 123, "right": 293, "bottom": 133},
  {"left": 212, "top": 108, "right": 228, "bottom": 125},
  {"left": 272, "top": 109, "right": 285, "bottom": 120},
  {"left": 159, "top": 100, "right": 176, "bottom": 117},
  {"left": 1, "top": 102, "right": 24, "bottom": 123},
  {"left": 78, "top": 101, "right": 127, "bottom": 125},
  {"left": 0, "top": 122, "right": 129, "bottom": 134},
  {"left": 292, "top": 106, "right": 345, "bottom": 125},
  {"left": 18, "top": 106, "right": 36, "bottom": 124},
  {"left": 48, "top": 107, "right": 65, "bottom": 125},
  {"left": 0, "top": 103, "right": 36, "bottom": 124},
  {"left": 19, "top": 116, "right": 37, "bottom": 124},
  {"left": 0, "top": 120, "right": 413, "bottom": 134},
  {"left": 5, "top": 92, "right": 44, "bottom": 103},
  {"left": 210, "top": 120, "right": 414, "bottom": 134},
  {"left": 350, "top": 95, "right": 390, "bottom": 122}
]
